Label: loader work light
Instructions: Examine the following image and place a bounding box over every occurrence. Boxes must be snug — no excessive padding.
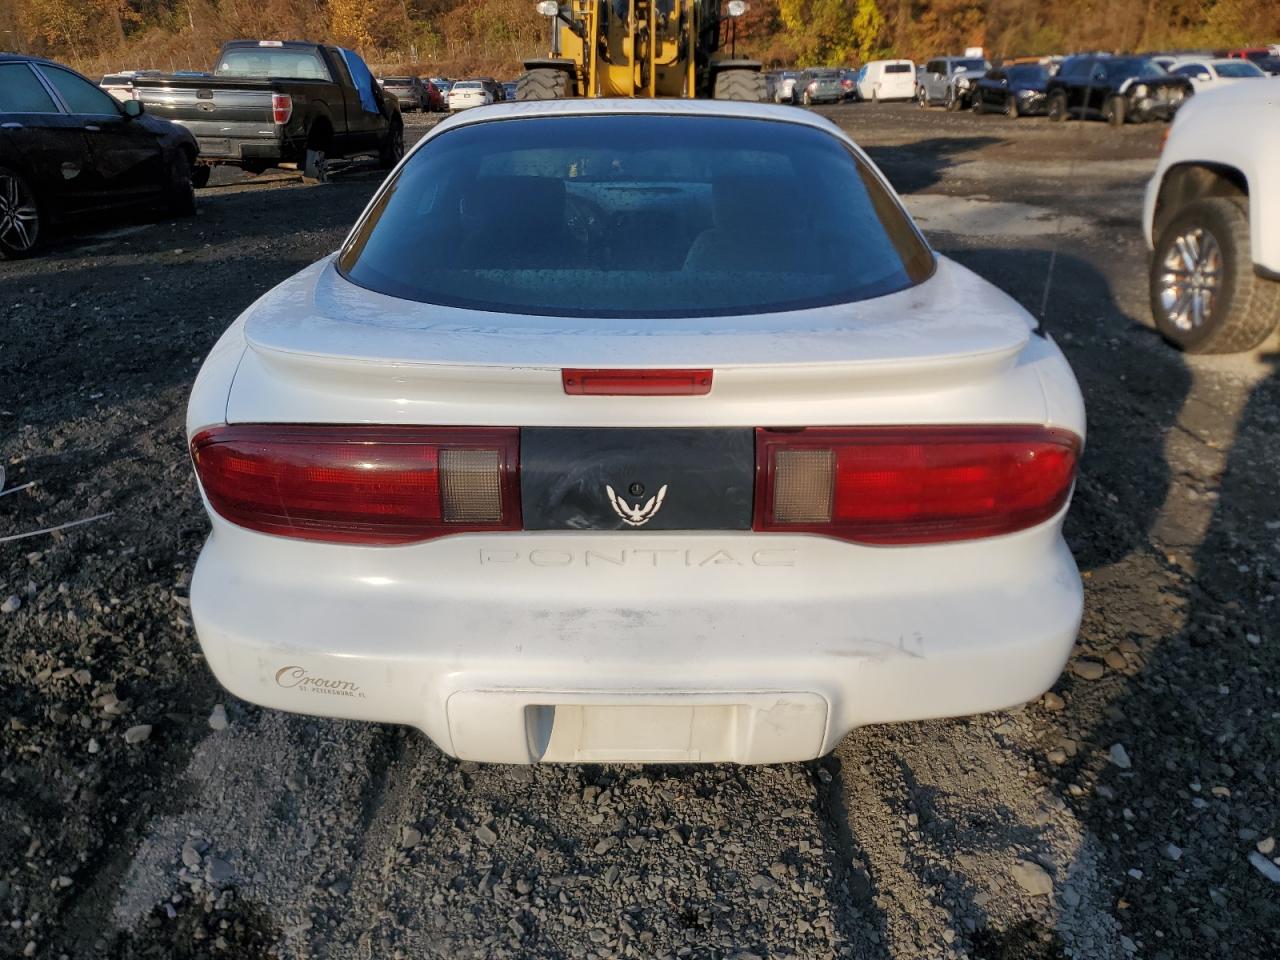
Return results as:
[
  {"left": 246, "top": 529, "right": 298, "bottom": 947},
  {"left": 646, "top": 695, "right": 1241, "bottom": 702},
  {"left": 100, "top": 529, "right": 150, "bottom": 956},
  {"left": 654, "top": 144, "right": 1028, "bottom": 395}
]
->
[{"left": 537, "top": 1, "right": 559, "bottom": 15}]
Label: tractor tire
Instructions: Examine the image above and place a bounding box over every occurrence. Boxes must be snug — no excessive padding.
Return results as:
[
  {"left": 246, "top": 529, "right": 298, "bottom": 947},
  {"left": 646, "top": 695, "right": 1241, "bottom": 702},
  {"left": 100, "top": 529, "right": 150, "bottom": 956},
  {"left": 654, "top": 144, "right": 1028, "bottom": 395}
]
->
[
  {"left": 517, "top": 68, "right": 572, "bottom": 101},
  {"left": 713, "top": 69, "right": 767, "bottom": 102}
]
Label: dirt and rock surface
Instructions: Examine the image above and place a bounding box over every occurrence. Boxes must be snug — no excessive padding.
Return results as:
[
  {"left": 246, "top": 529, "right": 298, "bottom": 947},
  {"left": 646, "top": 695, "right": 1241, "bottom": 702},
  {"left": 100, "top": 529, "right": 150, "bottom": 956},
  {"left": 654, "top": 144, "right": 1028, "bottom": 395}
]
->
[{"left": 2, "top": 104, "right": 1278, "bottom": 959}]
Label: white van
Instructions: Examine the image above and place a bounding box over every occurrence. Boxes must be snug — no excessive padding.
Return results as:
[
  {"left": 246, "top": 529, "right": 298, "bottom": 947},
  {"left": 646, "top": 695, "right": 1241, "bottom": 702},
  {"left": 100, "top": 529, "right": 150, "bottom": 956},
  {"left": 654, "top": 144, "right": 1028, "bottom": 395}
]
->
[{"left": 856, "top": 59, "right": 916, "bottom": 102}]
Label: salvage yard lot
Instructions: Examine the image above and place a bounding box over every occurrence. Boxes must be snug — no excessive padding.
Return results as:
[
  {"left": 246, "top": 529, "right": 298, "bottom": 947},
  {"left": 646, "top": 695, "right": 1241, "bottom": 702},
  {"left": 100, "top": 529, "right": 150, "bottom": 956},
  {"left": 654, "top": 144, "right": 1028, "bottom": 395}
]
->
[{"left": 2, "top": 103, "right": 1277, "bottom": 959}]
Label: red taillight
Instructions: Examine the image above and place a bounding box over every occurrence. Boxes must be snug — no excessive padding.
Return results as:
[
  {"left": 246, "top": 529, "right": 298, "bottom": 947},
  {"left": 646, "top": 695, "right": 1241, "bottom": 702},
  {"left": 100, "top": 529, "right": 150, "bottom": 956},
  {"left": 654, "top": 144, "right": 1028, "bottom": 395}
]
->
[
  {"left": 190, "top": 425, "right": 520, "bottom": 544},
  {"left": 754, "top": 426, "right": 1080, "bottom": 544},
  {"left": 271, "top": 93, "right": 293, "bottom": 125},
  {"left": 562, "top": 369, "right": 713, "bottom": 396}
]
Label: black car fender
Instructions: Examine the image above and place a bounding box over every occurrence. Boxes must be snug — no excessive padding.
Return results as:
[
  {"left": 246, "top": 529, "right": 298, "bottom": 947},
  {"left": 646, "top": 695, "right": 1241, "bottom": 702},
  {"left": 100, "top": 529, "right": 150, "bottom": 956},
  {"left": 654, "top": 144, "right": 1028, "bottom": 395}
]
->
[{"left": 137, "top": 111, "right": 197, "bottom": 165}]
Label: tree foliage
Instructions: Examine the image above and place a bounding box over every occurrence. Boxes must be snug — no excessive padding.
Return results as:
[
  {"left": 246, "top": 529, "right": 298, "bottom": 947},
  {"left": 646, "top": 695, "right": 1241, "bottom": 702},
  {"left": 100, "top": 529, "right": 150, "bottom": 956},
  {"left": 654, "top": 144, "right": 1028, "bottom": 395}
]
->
[{"left": 0, "top": 0, "right": 1274, "bottom": 75}]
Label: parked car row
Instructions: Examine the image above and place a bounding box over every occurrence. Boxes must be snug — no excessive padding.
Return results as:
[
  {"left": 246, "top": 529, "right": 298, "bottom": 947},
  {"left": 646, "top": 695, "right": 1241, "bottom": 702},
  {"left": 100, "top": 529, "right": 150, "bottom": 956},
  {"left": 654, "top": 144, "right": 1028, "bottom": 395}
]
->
[
  {"left": 376, "top": 75, "right": 445, "bottom": 112},
  {"left": 919, "top": 52, "right": 1274, "bottom": 127},
  {"left": 374, "top": 75, "right": 519, "bottom": 113},
  {"left": 447, "top": 77, "right": 519, "bottom": 111},
  {"left": 777, "top": 43, "right": 1274, "bottom": 128},
  {"left": 772, "top": 61, "right": 915, "bottom": 105}
]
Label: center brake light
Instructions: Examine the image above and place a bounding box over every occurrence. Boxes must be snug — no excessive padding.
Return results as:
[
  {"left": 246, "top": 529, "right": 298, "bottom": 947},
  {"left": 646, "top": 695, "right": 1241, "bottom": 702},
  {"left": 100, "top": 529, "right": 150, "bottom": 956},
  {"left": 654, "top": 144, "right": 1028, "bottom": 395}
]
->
[
  {"left": 754, "top": 426, "right": 1080, "bottom": 544},
  {"left": 190, "top": 425, "right": 520, "bottom": 545},
  {"left": 271, "top": 93, "right": 293, "bottom": 125},
  {"left": 562, "top": 368, "right": 713, "bottom": 396}
]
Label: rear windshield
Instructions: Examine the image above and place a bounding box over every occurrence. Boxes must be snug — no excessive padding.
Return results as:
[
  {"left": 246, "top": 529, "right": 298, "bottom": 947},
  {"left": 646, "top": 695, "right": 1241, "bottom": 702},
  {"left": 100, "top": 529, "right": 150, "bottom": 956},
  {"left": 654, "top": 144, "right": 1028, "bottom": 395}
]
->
[
  {"left": 216, "top": 48, "right": 330, "bottom": 80},
  {"left": 383, "top": 76, "right": 414, "bottom": 84},
  {"left": 884, "top": 63, "right": 913, "bottom": 74},
  {"left": 1214, "top": 60, "right": 1263, "bottom": 77},
  {"left": 954, "top": 59, "right": 986, "bottom": 72},
  {"left": 454, "top": 81, "right": 482, "bottom": 89},
  {"left": 338, "top": 115, "right": 933, "bottom": 319}
]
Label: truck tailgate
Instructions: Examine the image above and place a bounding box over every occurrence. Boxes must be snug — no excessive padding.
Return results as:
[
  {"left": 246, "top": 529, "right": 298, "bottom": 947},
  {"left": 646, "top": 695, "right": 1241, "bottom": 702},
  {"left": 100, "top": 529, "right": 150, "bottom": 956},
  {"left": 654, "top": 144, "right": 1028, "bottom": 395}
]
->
[{"left": 134, "top": 82, "right": 276, "bottom": 151}]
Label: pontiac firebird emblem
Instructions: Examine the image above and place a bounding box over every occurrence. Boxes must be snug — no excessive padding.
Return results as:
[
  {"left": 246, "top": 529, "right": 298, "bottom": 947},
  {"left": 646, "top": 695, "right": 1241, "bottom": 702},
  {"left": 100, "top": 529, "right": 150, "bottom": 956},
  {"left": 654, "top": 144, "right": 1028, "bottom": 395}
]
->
[{"left": 606, "top": 484, "right": 668, "bottom": 527}]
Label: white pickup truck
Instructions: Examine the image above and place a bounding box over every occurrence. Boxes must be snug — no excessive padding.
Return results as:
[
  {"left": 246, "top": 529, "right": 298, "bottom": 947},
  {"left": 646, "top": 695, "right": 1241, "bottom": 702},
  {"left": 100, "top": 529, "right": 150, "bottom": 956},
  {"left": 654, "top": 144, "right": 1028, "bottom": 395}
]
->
[{"left": 1144, "top": 79, "right": 1280, "bottom": 353}]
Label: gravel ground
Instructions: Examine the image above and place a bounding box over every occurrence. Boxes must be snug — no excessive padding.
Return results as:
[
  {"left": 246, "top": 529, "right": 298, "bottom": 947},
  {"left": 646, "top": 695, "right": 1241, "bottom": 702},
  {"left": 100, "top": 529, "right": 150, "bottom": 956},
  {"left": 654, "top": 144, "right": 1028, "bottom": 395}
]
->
[{"left": 2, "top": 104, "right": 1278, "bottom": 960}]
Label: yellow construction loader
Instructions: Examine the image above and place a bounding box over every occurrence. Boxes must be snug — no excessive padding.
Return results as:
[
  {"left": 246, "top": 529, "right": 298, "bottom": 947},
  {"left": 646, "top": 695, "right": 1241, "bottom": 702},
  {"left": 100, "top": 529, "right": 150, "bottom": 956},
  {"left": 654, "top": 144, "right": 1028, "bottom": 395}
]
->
[{"left": 516, "top": 0, "right": 766, "bottom": 101}]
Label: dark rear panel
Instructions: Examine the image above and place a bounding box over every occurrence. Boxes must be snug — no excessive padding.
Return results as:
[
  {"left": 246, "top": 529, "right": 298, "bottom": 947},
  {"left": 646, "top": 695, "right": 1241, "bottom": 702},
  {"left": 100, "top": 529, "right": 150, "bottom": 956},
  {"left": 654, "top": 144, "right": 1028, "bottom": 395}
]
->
[{"left": 521, "top": 428, "right": 754, "bottom": 531}]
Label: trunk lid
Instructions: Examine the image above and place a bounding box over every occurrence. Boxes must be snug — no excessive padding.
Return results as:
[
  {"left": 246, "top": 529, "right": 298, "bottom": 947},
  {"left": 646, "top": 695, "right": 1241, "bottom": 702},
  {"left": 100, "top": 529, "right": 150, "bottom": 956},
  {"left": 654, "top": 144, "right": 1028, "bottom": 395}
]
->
[{"left": 225, "top": 254, "right": 1040, "bottom": 428}]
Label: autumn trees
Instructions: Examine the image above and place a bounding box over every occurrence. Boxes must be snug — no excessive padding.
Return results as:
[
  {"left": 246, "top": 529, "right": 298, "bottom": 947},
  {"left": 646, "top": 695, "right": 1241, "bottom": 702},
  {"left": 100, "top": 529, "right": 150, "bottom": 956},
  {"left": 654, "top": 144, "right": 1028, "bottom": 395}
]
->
[{"left": 0, "top": 0, "right": 1275, "bottom": 78}]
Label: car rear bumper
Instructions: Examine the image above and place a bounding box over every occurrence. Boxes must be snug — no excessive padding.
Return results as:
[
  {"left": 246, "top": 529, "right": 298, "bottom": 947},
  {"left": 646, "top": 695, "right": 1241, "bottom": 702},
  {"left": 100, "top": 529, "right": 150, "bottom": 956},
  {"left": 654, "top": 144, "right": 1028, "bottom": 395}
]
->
[
  {"left": 188, "top": 133, "right": 289, "bottom": 164},
  {"left": 190, "top": 514, "right": 1081, "bottom": 763}
]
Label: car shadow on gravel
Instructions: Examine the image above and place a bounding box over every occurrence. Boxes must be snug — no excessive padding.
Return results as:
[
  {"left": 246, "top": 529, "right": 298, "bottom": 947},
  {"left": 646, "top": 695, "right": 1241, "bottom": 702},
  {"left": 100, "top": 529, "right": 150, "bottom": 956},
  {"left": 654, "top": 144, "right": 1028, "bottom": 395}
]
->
[
  {"left": 1060, "top": 349, "right": 1280, "bottom": 958},
  {"left": 862, "top": 137, "right": 1002, "bottom": 194},
  {"left": 0, "top": 183, "right": 374, "bottom": 434},
  {"left": 826, "top": 243, "right": 1196, "bottom": 958}
]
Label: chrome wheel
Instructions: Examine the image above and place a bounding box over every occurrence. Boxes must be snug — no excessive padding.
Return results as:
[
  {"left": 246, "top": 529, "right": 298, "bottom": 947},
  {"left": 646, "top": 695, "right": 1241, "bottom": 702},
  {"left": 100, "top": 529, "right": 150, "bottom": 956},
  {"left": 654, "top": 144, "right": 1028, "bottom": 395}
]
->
[
  {"left": 1158, "top": 226, "right": 1222, "bottom": 332},
  {"left": 0, "top": 171, "right": 38, "bottom": 253}
]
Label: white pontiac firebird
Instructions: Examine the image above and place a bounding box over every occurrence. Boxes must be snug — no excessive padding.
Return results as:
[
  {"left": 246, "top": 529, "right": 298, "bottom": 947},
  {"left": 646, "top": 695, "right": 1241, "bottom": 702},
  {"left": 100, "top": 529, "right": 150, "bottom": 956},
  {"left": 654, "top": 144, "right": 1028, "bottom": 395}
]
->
[{"left": 187, "top": 98, "right": 1086, "bottom": 765}]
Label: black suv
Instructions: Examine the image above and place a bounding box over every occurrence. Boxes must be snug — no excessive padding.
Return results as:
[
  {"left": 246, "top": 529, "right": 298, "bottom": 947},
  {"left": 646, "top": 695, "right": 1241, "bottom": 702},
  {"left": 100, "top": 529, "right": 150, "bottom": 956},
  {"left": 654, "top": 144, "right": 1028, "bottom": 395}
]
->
[{"left": 1046, "top": 56, "right": 1192, "bottom": 126}]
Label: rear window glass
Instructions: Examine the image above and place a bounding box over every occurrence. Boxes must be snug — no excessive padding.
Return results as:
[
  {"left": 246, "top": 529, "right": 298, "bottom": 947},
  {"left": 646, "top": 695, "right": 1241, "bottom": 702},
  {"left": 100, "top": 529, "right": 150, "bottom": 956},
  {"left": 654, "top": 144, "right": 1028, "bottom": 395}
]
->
[
  {"left": 454, "top": 81, "right": 482, "bottom": 89},
  {"left": 338, "top": 115, "right": 933, "bottom": 319},
  {"left": 884, "top": 63, "right": 913, "bottom": 74},
  {"left": 216, "top": 48, "right": 330, "bottom": 80},
  {"left": 1214, "top": 61, "right": 1263, "bottom": 77},
  {"left": 954, "top": 59, "right": 986, "bottom": 72}
]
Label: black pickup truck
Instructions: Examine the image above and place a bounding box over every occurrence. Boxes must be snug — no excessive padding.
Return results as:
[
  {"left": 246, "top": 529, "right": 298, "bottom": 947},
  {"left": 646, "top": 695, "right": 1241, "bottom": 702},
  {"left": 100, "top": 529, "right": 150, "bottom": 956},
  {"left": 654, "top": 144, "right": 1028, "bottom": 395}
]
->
[{"left": 132, "top": 40, "right": 403, "bottom": 185}]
